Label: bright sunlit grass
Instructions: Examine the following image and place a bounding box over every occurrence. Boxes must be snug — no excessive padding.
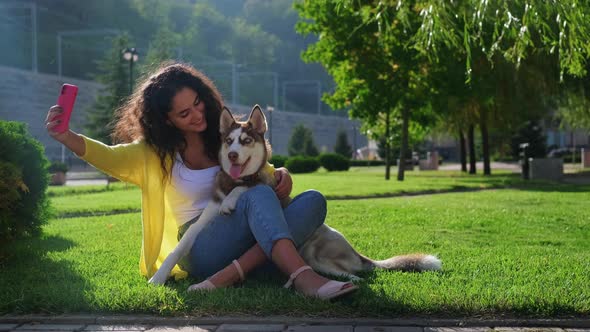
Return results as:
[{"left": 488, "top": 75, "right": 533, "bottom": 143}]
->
[{"left": 3, "top": 167, "right": 589, "bottom": 318}]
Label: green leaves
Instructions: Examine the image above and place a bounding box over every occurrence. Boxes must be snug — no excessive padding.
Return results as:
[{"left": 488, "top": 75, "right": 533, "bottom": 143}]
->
[{"left": 410, "top": 0, "right": 590, "bottom": 79}]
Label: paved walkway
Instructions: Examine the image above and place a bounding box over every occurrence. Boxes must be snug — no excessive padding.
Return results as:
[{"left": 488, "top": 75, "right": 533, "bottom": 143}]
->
[{"left": 1, "top": 315, "right": 589, "bottom": 332}]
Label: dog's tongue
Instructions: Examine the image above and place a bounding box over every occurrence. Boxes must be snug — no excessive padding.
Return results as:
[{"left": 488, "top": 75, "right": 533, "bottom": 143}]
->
[{"left": 229, "top": 165, "right": 241, "bottom": 179}]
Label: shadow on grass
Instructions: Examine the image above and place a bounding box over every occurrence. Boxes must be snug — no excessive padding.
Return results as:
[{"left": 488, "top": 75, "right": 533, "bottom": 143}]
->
[
  {"left": 0, "top": 235, "right": 91, "bottom": 314},
  {"left": 325, "top": 186, "right": 492, "bottom": 200},
  {"left": 513, "top": 180, "right": 590, "bottom": 193}
]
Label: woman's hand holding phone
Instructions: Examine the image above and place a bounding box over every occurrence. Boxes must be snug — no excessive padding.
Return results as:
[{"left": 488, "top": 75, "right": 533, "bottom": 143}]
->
[
  {"left": 45, "top": 84, "right": 86, "bottom": 156},
  {"left": 46, "top": 84, "right": 77, "bottom": 138},
  {"left": 45, "top": 105, "right": 70, "bottom": 142}
]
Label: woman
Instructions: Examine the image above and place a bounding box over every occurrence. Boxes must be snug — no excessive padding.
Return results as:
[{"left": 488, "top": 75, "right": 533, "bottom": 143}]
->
[{"left": 45, "top": 62, "right": 357, "bottom": 300}]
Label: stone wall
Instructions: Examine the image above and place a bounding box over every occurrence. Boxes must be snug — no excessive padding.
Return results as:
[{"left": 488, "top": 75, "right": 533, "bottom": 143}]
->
[
  {"left": 0, "top": 66, "right": 366, "bottom": 162},
  {"left": 0, "top": 66, "right": 103, "bottom": 161}
]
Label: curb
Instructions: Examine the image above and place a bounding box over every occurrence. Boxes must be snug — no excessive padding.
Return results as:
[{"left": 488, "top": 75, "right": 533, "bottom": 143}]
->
[{"left": 1, "top": 315, "right": 589, "bottom": 328}]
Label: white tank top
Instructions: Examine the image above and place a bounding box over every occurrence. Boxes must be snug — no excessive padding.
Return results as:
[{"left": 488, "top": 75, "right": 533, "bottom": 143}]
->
[{"left": 165, "top": 153, "right": 220, "bottom": 227}]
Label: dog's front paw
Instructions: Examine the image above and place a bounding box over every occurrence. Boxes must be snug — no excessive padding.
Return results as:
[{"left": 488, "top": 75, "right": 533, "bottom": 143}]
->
[
  {"left": 219, "top": 197, "right": 238, "bottom": 215},
  {"left": 348, "top": 275, "right": 362, "bottom": 282}
]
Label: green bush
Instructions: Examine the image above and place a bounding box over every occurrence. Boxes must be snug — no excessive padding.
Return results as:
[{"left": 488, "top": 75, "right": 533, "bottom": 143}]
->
[
  {"left": 319, "top": 153, "right": 350, "bottom": 171},
  {"left": 269, "top": 155, "right": 287, "bottom": 168},
  {"left": 0, "top": 121, "right": 51, "bottom": 249},
  {"left": 0, "top": 161, "right": 25, "bottom": 244},
  {"left": 349, "top": 160, "right": 386, "bottom": 167},
  {"left": 285, "top": 156, "right": 320, "bottom": 174},
  {"left": 48, "top": 161, "right": 69, "bottom": 173}
]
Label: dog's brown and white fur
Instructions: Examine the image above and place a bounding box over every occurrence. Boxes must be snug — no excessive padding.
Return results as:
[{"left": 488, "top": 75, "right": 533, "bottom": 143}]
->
[{"left": 149, "top": 105, "right": 441, "bottom": 286}]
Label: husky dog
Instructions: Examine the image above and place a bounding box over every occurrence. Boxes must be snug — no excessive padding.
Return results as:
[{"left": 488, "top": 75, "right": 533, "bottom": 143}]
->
[{"left": 149, "top": 105, "right": 441, "bottom": 285}]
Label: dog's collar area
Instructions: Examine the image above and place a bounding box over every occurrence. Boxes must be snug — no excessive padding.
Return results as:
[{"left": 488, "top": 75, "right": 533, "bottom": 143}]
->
[{"left": 238, "top": 173, "right": 259, "bottom": 183}]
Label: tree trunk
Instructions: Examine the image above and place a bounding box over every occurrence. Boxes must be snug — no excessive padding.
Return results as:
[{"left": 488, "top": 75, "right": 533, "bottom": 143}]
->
[
  {"left": 397, "top": 106, "right": 410, "bottom": 181},
  {"left": 384, "top": 111, "right": 391, "bottom": 180},
  {"left": 468, "top": 124, "right": 477, "bottom": 174},
  {"left": 459, "top": 130, "right": 467, "bottom": 172},
  {"left": 480, "top": 109, "right": 491, "bottom": 175}
]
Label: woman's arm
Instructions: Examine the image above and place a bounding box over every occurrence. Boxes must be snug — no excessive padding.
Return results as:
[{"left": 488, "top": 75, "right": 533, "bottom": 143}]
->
[{"left": 46, "top": 105, "right": 145, "bottom": 186}]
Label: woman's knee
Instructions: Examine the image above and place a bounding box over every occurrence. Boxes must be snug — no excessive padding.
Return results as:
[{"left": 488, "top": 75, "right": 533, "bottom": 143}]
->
[
  {"left": 284, "top": 190, "right": 327, "bottom": 238},
  {"left": 305, "top": 189, "right": 326, "bottom": 210},
  {"left": 296, "top": 190, "right": 327, "bottom": 218},
  {"left": 238, "top": 184, "right": 276, "bottom": 205}
]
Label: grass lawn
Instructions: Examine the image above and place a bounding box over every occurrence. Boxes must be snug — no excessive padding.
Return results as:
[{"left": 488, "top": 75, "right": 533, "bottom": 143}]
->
[
  {"left": 1, "top": 168, "right": 589, "bottom": 318},
  {"left": 48, "top": 168, "right": 525, "bottom": 216}
]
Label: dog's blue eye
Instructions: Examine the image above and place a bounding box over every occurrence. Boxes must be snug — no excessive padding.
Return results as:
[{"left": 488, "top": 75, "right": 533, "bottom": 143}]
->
[{"left": 243, "top": 138, "right": 252, "bottom": 144}]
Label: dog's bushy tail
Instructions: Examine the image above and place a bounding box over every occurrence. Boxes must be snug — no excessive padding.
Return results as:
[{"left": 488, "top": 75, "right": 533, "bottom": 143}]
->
[{"left": 367, "top": 253, "right": 442, "bottom": 272}]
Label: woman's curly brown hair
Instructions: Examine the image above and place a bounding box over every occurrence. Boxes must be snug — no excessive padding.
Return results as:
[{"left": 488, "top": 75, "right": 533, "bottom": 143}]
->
[{"left": 111, "top": 62, "right": 223, "bottom": 180}]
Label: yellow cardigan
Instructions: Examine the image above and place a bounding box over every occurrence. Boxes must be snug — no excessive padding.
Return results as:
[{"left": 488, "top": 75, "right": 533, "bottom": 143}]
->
[{"left": 79, "top": 135, "right": 274, "bottom": 280}]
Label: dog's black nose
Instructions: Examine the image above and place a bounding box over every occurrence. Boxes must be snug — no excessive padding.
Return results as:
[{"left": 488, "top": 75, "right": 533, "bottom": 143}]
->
[{"left": 228, "top": 151, "right": 238, "bottom": 162}]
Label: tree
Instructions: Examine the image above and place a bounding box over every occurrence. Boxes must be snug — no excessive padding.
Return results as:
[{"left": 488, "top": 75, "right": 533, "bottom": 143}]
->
[
  {"left": 333, "top": 130, "right": 352, "bottom": 158},
  {"left": 296, "top": 1, "right": 435, "bottom": 181},
  {"left": 85, "top": 34, "right": 133, "bottom": 144},
  {"left": 407, "top": 1, "right": 590, "bottom": 80},
  {"left": 288, "top": 124, "right": 319, "bottom": 157},
  {"left": 327, "top": 0, "right": 590, "bottom": 176},
  {"left": 558, "top": 64, "right": 590, "bottom": 132},
  {"left": 141, "top": 24, "right": 180, "bottom": 74},
  {"left": 182, "top": 3, "right": 278, "bottom": 66}
]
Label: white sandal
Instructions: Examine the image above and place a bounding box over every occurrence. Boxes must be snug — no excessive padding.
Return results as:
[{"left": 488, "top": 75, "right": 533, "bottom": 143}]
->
[
  {"left": 187, "top": 259, "right": 245, "bottom": 292},
  {"left": 283, "top": 265, "right": 358, "bottom": 300}
]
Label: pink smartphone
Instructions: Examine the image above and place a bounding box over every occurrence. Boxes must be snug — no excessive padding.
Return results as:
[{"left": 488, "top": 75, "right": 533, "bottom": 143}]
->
[{"left": 54, "top": 84, "right": 78, "bottom": 133}]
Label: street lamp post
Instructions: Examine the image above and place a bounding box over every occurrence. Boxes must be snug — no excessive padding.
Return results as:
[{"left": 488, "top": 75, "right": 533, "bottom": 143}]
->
[
  {"left": 266, "top": 105, "right": 274, "bottom": 146},
  {"left": 122, "top": 47, "right": 139, "bottom": 94}
]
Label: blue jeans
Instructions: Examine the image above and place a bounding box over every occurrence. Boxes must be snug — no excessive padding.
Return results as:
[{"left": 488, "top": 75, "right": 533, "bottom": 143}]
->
[{"left": 179, "top": 185, "right": 327, "bottom": 279}]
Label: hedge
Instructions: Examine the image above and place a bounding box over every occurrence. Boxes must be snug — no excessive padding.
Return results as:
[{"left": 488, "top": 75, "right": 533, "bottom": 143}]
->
[
  {"left": 0, "top": 121, "right": 51, "bottom": 252},
  {"left": 285, "top": 156, "right": 321, "bottom": 174},
  {"left": 269, "top": 155, "right": 288, "bottom": 168},
  {"left": 319, "top": 153, "right": 350, "bottom": 171}
]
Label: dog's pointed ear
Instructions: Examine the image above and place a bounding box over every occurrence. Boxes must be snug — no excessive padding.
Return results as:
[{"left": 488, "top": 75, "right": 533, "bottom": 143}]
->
[
  {"left": 248, "top": 105, "right": 267, "bottom": 134},
  {"left": 220, "top": 106, "right": 236, "bottom": 134}
]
